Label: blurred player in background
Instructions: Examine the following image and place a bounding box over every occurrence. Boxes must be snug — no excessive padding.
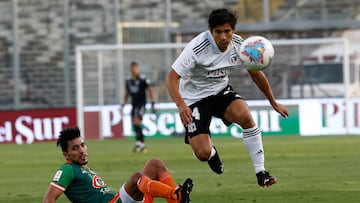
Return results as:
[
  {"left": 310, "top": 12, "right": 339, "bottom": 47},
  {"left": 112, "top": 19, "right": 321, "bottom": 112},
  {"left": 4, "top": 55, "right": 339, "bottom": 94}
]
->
[
  {"left": 122, "top": 61, "right": 156, "bottom": 153},
  {"left": 43, "top": 126, "right": 193, "bottom": 203},
  {"left": 166, "top": 8, "right": 288, "bottom": 187}
]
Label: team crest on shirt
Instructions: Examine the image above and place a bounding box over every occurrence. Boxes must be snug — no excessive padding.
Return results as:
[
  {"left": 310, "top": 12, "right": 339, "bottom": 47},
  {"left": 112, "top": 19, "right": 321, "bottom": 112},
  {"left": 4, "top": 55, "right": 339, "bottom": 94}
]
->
[{"left": 230, "top": 53, "right": 238, "bottom": 65}]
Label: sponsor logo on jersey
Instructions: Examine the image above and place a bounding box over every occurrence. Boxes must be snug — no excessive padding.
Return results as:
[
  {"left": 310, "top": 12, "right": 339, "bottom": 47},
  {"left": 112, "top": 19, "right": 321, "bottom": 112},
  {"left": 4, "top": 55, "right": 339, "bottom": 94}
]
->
[
  {"left": 207, "top": 67, "right": 231, "bottom": 78},
  {"left": 92, "top": 175, "right": 106, "bottom": 188}
]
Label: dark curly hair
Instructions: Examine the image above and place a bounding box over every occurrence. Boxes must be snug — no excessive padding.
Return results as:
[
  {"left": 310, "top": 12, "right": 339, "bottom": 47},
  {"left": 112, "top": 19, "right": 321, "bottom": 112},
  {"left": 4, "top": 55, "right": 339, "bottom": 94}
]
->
[
  {"left": 208, "top": 8, "right": 237, "bottom": 30},
  {"left": 57, "top": 126, "right": 81, "bottom": 152}
]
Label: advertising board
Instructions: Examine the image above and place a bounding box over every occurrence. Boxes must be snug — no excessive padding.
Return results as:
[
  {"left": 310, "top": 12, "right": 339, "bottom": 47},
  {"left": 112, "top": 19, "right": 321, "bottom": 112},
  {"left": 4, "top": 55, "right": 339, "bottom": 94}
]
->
[{"left": 0, "top": 108, "right": 76, "bottom": 144}]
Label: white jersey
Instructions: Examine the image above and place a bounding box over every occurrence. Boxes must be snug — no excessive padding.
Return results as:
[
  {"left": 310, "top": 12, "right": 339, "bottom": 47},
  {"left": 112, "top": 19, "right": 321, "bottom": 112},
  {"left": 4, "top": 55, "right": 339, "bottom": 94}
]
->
[{"left": 172, "top": 30, "right": 244, "bottom": 105}]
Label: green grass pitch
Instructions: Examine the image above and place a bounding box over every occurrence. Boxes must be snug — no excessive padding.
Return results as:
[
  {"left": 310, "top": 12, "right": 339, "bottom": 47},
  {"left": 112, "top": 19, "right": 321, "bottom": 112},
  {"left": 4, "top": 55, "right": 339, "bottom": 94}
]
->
[{"left": 1, "top": 135, "right": 360, "bottom": 202}]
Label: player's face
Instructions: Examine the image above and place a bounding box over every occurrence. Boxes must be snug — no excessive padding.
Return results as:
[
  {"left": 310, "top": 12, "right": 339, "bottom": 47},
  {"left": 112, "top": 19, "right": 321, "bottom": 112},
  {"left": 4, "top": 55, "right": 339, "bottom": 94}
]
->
[
  {"left": 64, "top": 137, "right": 88, "bottom": 166},
  {"left": 130, "top": 64, "right": 140, "bottom": 77},
  {"left": 210, "top": 23, "right": 235, "bottom": 52}
]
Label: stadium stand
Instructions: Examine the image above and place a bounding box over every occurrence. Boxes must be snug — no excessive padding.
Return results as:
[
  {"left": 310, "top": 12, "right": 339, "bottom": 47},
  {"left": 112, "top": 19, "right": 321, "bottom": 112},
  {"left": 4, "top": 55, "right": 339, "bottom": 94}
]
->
[{"left": 1, "top": 0, "right": 360, "bottom": 110}]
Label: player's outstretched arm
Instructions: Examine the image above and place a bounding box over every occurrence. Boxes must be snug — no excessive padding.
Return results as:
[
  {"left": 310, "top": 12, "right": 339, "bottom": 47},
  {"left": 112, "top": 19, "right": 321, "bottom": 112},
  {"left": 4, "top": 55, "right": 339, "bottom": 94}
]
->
[
  {"left": 247, "top": 69, "right": 288, "bottom": 118},
  {"left": 43, "top": 185, "right": 63, "bottom": 203}
]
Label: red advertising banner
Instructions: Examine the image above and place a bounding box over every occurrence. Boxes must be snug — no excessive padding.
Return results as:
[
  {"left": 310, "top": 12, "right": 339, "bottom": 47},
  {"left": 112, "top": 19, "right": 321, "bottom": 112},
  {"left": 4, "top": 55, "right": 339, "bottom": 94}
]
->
[
  {"left": 83, "top": 111, "right": 123, "bottom": 139},
  {"left": 0, "top": 108, "right": 76, "bottom": 144}
]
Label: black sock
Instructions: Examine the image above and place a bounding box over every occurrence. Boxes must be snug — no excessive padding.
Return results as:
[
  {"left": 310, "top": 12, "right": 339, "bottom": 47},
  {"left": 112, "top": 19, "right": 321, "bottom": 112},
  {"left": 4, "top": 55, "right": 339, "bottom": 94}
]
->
[{"left": 133, "top": 124, "right": 144, "bottom": 142}]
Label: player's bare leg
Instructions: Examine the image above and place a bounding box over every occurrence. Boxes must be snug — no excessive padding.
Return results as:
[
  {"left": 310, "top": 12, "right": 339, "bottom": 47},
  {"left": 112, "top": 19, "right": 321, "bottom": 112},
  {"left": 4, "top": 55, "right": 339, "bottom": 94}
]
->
[
  {"left": 142, "top": 158, "right": 183, "bottom": 203},
  {"left": 122, "top": 158, "right": 193, "bottom": 203},
  {"left": 189, "top": 134, "right": 224, "bottom": 174}
]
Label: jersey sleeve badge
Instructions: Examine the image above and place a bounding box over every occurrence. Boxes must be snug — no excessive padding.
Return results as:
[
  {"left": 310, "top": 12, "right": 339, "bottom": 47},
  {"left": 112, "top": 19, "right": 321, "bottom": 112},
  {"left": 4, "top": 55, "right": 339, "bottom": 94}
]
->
[{"left": 53, "top": 170, "right": 63, "bottom": 182}]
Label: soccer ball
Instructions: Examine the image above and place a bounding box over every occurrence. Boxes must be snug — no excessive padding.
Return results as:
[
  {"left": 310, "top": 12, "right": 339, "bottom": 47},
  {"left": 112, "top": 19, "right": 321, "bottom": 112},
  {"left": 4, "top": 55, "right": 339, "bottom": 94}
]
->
[{"left": 239, "top": 36, "right": 274, "bottom": 71}]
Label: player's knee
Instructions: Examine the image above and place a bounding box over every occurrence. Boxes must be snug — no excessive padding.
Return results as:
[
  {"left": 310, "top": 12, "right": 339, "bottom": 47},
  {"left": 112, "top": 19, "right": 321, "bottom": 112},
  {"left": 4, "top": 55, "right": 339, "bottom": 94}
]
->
[
  {"left": 237, "top": 116, "right": 256, "bottom": 129},
  {"left": 194, "top": 149, "right": 211, "bottom": 161},
  {"left": 147, "top": 158, "right": 165, "bottom": 168}
]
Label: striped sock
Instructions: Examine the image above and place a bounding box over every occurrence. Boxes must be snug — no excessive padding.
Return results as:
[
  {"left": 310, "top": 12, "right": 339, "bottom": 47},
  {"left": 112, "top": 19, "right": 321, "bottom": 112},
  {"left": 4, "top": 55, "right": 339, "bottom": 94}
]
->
[{"left": 243, "top": 126, "right": 266, "bottom": 173}]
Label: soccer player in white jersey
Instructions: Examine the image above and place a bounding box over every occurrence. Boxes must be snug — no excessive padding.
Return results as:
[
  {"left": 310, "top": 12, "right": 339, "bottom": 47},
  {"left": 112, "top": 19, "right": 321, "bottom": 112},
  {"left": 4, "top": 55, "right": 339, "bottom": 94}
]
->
[{"left": 165, "top": 8, "right": 288, "bottom": 187}]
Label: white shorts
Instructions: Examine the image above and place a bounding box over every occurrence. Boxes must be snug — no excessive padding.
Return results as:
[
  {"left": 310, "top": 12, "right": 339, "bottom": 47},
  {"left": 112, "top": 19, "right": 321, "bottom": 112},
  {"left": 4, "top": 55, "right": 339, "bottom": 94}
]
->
[{"left": 119, "top": 184, "right": 143, "bottom": 203}]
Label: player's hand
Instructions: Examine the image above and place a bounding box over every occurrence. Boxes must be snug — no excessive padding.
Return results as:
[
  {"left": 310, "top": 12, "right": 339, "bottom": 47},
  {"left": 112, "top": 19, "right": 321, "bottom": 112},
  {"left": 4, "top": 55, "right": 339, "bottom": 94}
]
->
[
  {"left": 272, "top": 102, "right": 288, "bottom": 118},
  {"left": 178, "top": 103, "right": 193, "bottom": 125}
]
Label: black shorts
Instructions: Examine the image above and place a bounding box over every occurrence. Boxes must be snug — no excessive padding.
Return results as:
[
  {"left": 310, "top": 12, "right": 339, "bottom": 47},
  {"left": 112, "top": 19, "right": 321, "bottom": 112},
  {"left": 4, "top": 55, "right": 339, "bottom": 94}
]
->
[
  {"left": 184, "top": 85, "right": 242, "bottom": 141},
  {"left": 131, "top": 104, "right": 145, "bottom": 119}
]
